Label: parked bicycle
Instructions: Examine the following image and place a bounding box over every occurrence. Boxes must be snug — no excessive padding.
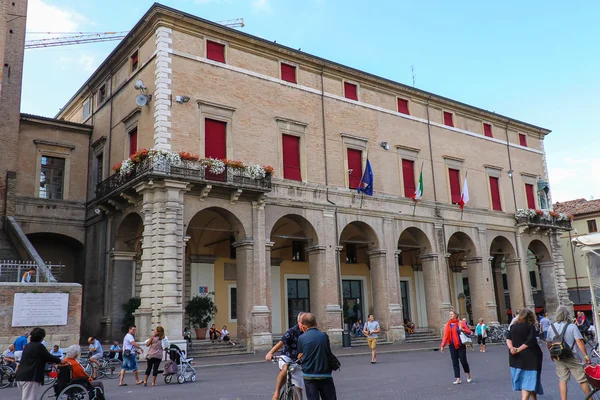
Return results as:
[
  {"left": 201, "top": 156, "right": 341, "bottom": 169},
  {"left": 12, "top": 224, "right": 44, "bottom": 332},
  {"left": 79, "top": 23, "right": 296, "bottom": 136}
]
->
[
  {"left": 272, "top": 355, "right": 302, "bottom": 400},
  {"left": 487, "top": 324, "right": 508, "bottom": 345},
  {"left": 0, "top": 356, "right": 16, "bottom": 389},
  {"left": 81, "top": 352, "right": 121, "bottom": 379}
]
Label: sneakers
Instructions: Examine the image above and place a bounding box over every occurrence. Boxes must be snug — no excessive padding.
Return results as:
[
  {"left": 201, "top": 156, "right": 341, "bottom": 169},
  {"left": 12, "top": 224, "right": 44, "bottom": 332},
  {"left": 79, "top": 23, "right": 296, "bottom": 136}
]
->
[{"left": 453, "top": 380, "right": 461, "bottom": 385}]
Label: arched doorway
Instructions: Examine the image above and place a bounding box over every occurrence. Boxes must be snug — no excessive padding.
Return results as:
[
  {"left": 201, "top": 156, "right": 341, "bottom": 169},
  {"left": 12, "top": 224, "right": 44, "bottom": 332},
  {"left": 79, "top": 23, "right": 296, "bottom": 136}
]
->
[
  {"left": 397, "top": 227, "right": 433, "bottom": 328},
  {"left": 447, "top": 232, "right": 478, "bottom": 324},
  {"left": 489, "top": 235, "right": 519, "bottom": 324},
  {"left": 27, "top": 233, "right": 84, "bottom": 284},
  {"left": 185, "top": 207, "right": 247, "bottom": 340},
  {"left": 339, "top": 221, "right": 379, "bottom": 331},
  {"left": 269, "top": 215, "right": 318, "bottom": 333},
  {"left": 528, "top": 240, "right": 552, "bottom": 315}
]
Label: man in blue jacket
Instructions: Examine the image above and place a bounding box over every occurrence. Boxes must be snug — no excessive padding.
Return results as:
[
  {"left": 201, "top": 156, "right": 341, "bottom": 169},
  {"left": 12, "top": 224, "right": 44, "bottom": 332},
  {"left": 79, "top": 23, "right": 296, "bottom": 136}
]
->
[{"left": 297, "top": 313, "right": 337, "bottom": 400}]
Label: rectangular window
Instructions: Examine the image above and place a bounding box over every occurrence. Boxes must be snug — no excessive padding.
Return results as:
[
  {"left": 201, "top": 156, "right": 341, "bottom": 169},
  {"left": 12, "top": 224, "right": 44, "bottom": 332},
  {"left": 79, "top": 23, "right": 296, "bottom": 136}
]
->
[
  {"left": 98, "top": 84, "right": 107, "bottom": 104},
  {"left": 83, "top": 100, "right": 91, "bottom": 119},
  {"left": 204, "top": 119, "right": 227, "bottom": 159},
  {"left": 95, "top": 153, "right": 103, "bottom": 185},
  {"left": 345, "top": 243, "right": 357, "bottom": 264},
  {"left": 448, "top": 168, "right": 461, "bottom": 204},
  {"left": 502, "top": 273, "right": 508, "bottom": 290},
  {"left": 130, "top": 51, "right": 139, "bottom": 72},
  {"left": 588, "top": 220, "right": 598, "bottom": 233},
  {"left": 39, "top": 156, "right": 65, "bottom": 200},
  {"left": 128, "top": 127, "right": 138, "bottom": 156},
  {"left": 519, "top": 134, "right": 527, "bottom": 147},
  {"left": 525, "top": 183, "right": 536, "bottom": 209},
  {"left": 397, "top": 98, "right": 410, "bottom": 115},
  {"left": 281, "top": 63, "right": 297, "bottom": 84},
  {"left": 344, "top": 82, "right": 358, "bottom": 101},
  {"left": 401, "top": 159, "right": 416, "bottom": 198},
  {"left": 529, "top": 271, "right": 537, "bottom": 288},
  {"left": 443, "top": 111, "right": 454, "bottom": 127},
  {"left": 292, "top": 241, "right": 306, "bottom": 262},
  {"left": 206, "top": 40, "right": 225, "bottom": 63},
  {"left": 230, "top": 286, "right": 237, "bottom": 320},
  {"left": 484, "top": 123, "right": 493, "bottom": 138},
  {"left": 282, "top": 134, "right": 301, "bottom": 181},
  {"left": 347, "top": 148, "right": 363, "bottom": 189},
  {"left": 489, "top": 176, "right": 502, "bottom": 211}
]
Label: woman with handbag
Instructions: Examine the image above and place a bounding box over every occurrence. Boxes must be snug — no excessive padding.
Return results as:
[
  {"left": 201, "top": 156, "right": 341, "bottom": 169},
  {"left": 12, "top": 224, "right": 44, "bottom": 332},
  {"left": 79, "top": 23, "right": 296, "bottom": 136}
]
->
[
  {"left": 143, "top": 326, "right": 165, "bottom": 387},
  {"left": 440, "top": 311, "right": 473, "bottom": 385}
]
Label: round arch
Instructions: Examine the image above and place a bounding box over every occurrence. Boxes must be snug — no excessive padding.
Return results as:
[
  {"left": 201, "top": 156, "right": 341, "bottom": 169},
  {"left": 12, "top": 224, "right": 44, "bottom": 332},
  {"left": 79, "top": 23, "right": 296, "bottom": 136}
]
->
[
  {"left": 115, "top": 212, "right": 144, "bottom": 253},
  {"left": 26, "top": 232, "right": 84, "bottom": 284},
  {"left": 447, "top": 231, "right": 478, "bottom": 323},
  {"left": 489, "top": 235, "right": 518, "bottom": 324},
  {"left": 528, "top": 239, "right": 552, "bottom": 262}
]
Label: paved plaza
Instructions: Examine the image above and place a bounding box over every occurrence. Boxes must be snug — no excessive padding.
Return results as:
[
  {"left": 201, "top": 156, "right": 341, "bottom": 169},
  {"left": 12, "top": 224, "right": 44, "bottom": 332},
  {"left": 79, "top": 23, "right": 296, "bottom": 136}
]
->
[{"left": 2, "top": 345, "right": 592, "bottom": 399}]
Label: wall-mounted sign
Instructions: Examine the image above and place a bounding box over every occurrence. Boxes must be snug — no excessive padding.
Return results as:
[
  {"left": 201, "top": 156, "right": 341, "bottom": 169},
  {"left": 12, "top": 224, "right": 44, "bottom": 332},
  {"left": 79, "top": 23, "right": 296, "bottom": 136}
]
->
[{"left": 12, "top": 293, "right": 69, "bottom": 327}]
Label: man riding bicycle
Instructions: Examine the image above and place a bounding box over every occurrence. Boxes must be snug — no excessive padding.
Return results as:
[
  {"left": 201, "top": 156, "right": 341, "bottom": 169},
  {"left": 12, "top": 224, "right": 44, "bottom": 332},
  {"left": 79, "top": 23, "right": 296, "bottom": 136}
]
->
[
  {"left": 87, "top": 337, "right": 103, "bottom": 379},
  {"left": 266, "top": 312, "right": 306, "bottom": 400}
]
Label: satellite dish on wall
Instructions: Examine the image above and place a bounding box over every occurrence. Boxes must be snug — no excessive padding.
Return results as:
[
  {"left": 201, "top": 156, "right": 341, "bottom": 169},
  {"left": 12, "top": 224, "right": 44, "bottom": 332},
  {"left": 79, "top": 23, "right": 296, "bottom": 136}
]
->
[{"left": 136, "top": 94, "right": 149, "bottom": 106}]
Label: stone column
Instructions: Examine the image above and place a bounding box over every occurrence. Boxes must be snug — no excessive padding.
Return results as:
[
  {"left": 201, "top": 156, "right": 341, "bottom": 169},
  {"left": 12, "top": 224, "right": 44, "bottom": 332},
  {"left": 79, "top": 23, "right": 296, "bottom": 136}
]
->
[
  {"left": 549, "top": 229, "right": 573, "bottom": 311},
  {"left": 367, "top": 249, "right": 390, "bottom": 329},
  {"left": 108, "top": 251, "right": 137, "bottom": 340},
  {"left": 490, "top": 257, "right": 505, "bottom": 324},
  {"left": 411, "top": 263, "right": 429, "bottom": 328},
  {"left": 539, "top": 260, "right": 559, "bottom": 316},
  {"left": 515, "top": 231, "right": 535, "bottom": 309},
  {"left": 382, "top": 218, "right": 404, "bottom": 343},
  {"left": 419, "top": 253, "right": 449, "bottom": 331},
  {"left": 234, "top": 239, "right": 254, "bottom": 344},
  {"left": 464, "top": 257, "right": 485, "bottom": 323},
  {"left": 450, "top": 265, "right": 464, "bottom": 314},
  {"left": 505, "top": 258, "right": 525, "bottom": 311},
  {"left": 265, "top": 241, "right": 274, "bottom": 334}
]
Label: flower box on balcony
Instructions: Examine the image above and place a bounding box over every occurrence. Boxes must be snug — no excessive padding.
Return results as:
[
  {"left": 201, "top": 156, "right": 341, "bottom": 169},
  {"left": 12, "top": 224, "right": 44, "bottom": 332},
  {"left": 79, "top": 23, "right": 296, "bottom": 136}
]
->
[{"left": 515, "top": 209, "right": 573, "bottom": 230}]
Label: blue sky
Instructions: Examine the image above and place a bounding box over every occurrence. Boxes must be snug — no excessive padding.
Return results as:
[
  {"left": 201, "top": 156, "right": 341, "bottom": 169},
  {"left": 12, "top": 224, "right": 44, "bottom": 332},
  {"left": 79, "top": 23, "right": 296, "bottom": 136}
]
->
[{"left": 22, "top": 0, "right": 600, "bottom": 203}]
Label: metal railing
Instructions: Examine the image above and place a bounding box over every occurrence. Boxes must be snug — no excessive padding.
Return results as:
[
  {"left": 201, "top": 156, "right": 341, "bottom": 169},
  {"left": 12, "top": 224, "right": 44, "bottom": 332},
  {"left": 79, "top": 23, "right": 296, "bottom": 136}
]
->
[
  {"left": 96, "top": 158, "right": 272, "bottom": 199},
  {"left": 516, "top": 215, "right": 572, "bottom": 230},
  {"left": 0, "top": 260, "right": 65, "bottom": 283}
]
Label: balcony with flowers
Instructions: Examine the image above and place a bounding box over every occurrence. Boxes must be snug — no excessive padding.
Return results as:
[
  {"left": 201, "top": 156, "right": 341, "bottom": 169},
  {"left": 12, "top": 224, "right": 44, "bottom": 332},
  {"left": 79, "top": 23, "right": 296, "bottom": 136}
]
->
[
  {"left": 96, "top": 149, "right": 273, "bottom": 202},
  {"left": 515, "top": 209, "right": 573, "bottom": 230}
]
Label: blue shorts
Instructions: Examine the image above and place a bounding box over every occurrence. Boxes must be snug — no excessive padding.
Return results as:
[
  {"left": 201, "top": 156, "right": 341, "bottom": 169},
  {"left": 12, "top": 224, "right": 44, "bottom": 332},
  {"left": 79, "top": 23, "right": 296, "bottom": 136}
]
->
[{"left": 122, "top": 353, "right": 138, "bottom": 371}]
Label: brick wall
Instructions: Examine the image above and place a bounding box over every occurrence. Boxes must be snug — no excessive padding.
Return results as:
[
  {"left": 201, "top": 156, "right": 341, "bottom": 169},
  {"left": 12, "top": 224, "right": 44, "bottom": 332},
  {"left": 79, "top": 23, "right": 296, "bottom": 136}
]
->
[{"left": 0, "top": 282, "right": 82, "bottom": 352}]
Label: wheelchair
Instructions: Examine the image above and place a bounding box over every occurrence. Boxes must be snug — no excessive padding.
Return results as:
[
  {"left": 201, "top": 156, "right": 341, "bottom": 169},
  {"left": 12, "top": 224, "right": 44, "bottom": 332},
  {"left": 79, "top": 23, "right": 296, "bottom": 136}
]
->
[{"left": 40, "top": 365, "right": 105, "bottom": 400}]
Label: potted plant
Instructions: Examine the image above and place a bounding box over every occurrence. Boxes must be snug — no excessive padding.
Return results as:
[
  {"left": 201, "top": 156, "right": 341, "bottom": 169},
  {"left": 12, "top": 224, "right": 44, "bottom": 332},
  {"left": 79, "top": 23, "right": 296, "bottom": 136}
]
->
[{"left": 185, "top": 295, "right": 218, "bottom": 340}]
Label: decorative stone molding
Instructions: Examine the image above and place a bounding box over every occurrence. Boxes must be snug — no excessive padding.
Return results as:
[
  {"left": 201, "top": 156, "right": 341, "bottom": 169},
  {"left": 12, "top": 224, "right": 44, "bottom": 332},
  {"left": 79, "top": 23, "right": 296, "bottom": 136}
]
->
[
  {"left": 154, "top": 26, "right": 173, "bottom": 150},
  {"left": 418, "top": 253, "right": 439, "bottom": 261}
]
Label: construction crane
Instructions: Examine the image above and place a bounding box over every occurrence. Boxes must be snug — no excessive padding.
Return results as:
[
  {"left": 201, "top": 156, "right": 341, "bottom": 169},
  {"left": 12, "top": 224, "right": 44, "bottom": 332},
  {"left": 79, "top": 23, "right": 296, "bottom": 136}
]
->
[{"left": 25, "top": 18, "right": 245, "bottom": 50}]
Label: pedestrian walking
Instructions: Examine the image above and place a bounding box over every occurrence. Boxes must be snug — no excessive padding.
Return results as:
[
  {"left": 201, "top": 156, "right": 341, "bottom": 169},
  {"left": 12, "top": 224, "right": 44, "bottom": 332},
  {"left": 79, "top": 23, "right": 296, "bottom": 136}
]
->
[
  {"left": 476, "top": 318, "right": 488, "bottom": 352},
  {"left": 143, "top": 326, "right": 165, "bottom": 387},
  {"left": 539, "top": 313, "right": 550, "bottom": 341},
  {"left": 440, "top": 310, "right": 472, "bottom": 384},
  {"left": 14, "top": 328, "right": 62, "bottom": 400},
  {"left": 119, "top": 325, "right": 144, "bottom": 386},
  {"left": 266, "top": 311, "right": 305, "bottom": 400},
  {"left": 362, "top": 314, "right": 380, "bottom": 364},
  {"left": 507, "top": 309, "right": 544, "bottom": 399},
  {"left": 546, "top": 305, "right": 591, "bottom": 400},
  {"left": 297, "top": 313, "right": 337, "bottom": 400},
  {"left": 462, "top": 318, "right": 475, "bottom": 352}
]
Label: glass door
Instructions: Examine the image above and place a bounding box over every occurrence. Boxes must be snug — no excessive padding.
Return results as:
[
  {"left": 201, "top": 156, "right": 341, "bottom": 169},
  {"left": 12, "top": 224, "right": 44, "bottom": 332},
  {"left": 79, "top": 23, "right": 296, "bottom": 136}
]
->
[
  {"left": 342, "top": 280, "right": 364, "bottom": 326},
  {"left": 400, "top": 281, "right": 410, "bottom": 321},
  {"left": 287, "top": 279, "right": 310, "bottom": 329}
]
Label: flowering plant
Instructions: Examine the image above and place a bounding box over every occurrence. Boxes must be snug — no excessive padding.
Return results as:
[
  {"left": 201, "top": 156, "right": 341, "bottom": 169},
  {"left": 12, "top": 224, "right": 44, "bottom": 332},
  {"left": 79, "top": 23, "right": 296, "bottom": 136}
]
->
[
  {"left": 243, "top": 164, "right": 267, "bottom": 179},
  {"left": 112, "top": 162, "right": 123, "bottom": 173},
  {"left": 263, "top": 165, "right": 274, "bottom": 175},
  {"left": 224, "top": 159, "right": 245, "bottom": 169},
  {"left": 549, "top": 211, "right": 559, "bottom": 218},
  {"left": 179, "top": 151, "right": 200, "bottom": 161},
  {"left": 130, "top": 148, "right": 149, "bottom": 163},
  {"left": 535, "top": 209, "right": 544, "bottom": 216},
  {"left": 202, "top": 158, "right": 226, "bottom": 174}
]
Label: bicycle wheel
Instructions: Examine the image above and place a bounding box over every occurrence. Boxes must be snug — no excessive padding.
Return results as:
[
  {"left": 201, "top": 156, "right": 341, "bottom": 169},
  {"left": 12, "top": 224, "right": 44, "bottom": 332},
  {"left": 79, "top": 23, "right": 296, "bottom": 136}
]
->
[
  {"left": 44, "top": 365, "right": 58, "bottom": 385},
  {"left": 103, "top": 359, "right": 122, "bottom": 379},
  {"left": 40, "top": 385, "right": 57, "bottom": 400},
  {"left": 57, "top": 383, "right": 89, "bottom": 400},
  {"left": 278, "top": 385, "right": 302, "bottom": 400},
  {"left": 0, "top": 365, "right": 15, "bottom": 389},
  {"left": 585, "top": 387, "right": 600, "bottom": 400}
]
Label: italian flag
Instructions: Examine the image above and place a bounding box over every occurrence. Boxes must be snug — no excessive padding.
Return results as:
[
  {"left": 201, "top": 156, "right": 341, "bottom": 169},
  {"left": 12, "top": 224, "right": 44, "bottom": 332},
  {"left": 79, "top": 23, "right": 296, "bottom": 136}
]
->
[
  {"left": 459, "top": 174, "right": 469, "bottom": 210},
  {"left": 411, "top": 169, "right": 423, "bottom": 201}
]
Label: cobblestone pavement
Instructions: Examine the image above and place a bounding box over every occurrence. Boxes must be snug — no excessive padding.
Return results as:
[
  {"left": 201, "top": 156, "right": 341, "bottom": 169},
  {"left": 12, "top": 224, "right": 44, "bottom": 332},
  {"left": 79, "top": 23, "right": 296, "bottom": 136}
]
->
[{"left": 2, "top": 345, "right": 591, "bottom": 399}]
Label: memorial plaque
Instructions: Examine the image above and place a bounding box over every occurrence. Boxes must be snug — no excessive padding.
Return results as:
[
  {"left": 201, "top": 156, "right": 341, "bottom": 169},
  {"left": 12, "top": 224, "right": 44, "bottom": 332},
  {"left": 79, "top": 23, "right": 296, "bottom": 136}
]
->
[{"left": 11, "top": 293, "right": 69, "bottom": 327}]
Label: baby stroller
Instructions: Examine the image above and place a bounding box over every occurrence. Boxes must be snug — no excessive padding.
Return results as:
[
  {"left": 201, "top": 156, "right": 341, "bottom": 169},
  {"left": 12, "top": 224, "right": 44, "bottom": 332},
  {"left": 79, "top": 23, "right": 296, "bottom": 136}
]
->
[{"left": 163, "top": 344, "right": 196, "bottom": 384}]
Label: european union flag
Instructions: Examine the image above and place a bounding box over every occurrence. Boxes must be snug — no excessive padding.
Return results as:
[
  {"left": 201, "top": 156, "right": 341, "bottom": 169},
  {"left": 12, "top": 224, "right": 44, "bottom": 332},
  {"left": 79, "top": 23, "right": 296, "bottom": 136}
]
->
[{"left": 357, "top": 158, "right": 373, "bottom": 196}]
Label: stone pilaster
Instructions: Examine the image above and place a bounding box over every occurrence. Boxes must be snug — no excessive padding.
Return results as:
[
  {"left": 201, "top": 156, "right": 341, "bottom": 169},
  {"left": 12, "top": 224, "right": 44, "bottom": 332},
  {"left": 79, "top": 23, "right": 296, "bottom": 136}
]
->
[
  {"left": 549, "top": 229, "right": 573, "bottom": 311},
  {"left": 515, "top": 231, "right": 535, "bottom": 309},
  {"left": 250, "top": 201, "right": 272, "bottom": 351}
]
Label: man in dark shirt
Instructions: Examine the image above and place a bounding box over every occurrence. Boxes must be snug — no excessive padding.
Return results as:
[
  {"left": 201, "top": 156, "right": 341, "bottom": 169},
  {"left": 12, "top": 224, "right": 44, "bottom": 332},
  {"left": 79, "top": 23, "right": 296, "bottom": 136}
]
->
[
  {"left": 298, "top": 313, "right": 337, "bottom": 400},
  {"left": 266, "top": 312, "right": 305, "bottom": 400}
]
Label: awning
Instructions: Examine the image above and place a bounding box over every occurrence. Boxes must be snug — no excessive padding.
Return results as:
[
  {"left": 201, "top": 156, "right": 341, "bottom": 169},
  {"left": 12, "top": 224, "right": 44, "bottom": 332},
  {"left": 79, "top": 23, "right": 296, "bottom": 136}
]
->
[{"left": 574, "top": 304, "right": 593, "bottom": 311}]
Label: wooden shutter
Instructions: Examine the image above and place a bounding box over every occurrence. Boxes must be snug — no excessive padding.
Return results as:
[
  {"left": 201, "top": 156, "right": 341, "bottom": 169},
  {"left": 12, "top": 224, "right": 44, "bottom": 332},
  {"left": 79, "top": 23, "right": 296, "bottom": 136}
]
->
[
  {"left": 206, "top": 40, "right": 225, "bottom": 63},
  {"left": 281, "top": 63, "right": 297, "bottom": 84},
  {"left": 519, "top": 134, "right": 527, "bottom": 147},
  {"left": 347, "top": 149, "right": 363, "bottom": 189},
  {"left": 489, "top": 176, "right": 502, "bottom": 211},
  {"left": 282, "top": 134, "right": 301, "bottom": 181},
  {"left": 443, "top": 111, "right": 454, "bottom": 127},
  {"left": 205, "top": 119, "right": 227, "bottom": 159},
  {"left": 129, "top": 127, "right": 138, "bottom": 156},
  {"left": 525, "top": 184, "right": 536, "bottom": 209},
  {"left": 130, "top": 51, "right": 139, "bottom": 71},
  {"left": 484, "top": 123, "right": 493, "bottom": 138},
  {"left": 397, "top": 98, "right": 410, "bottom": 115},
  {"left": 344, "top": 82, "right": 358, "bottom": 101},
  {"left": 449, "top": 168, "right": 461, "bottom": 204},
  {"left": 402, "top": 159, "right": 416, "bottom": 197}
]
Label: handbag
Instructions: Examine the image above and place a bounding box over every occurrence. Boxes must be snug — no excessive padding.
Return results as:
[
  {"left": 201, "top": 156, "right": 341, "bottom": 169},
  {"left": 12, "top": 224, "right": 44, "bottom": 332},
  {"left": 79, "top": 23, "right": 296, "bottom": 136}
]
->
[
  {"left": 325, "top": 334, "right": 341, "bottom": 371},
  {"left": 163, "top": 360, "right": 178, "bottom": 375},
  {"left": 123, "top": 349, "right": 132, "bottom": 357},
  {"left": 460, "top": 332, "right": 472, "bottom": 344}
]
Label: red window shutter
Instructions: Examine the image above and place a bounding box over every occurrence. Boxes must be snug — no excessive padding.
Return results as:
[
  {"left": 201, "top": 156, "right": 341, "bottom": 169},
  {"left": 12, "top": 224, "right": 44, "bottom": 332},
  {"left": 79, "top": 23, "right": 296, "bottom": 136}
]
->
[
  {"left": 402, "top": 159, "right": 416, "bottom": 197},
  {"left": 347, "top": 149, "right": 363, "bottom": 189},
  {"left": 484, "top": 123, "right": 493, "bottom": 138},
  {"left": 525, "top": 184, "right": 536, "bottom": 209},
  {"left": 489, "top": 177, "right": 502, "bottom": 211},
  {"left": 281, "top": 63, "right": 297, "bottom": 84},
  {"left": 344, "top": 82, "right": 358, "bottom": 101},
  {"left": 206, "top": 40, "right": 225, "bottom": 63},
  {"left": 449, "top": 168, "right": 461, "bottom": 204},
  {"left": 129, "top": 128, "right": 138, "bottom": 156},
  {"left": 205, "top": 119, "right": 227, "bottom": 159},
  {"left": 131, "top": 51, "right": 139, "bottom": 71},
  {"left": 443, "top": 111, "right": 454, "bottom": 127},
  {"left": 397, "top": 98, "right": 410, "bottom": 115},
  {"left": 519, "top": 134, "right": 527, "bottom": 147},
  {"left": 282, "top": 134, "right": 301, "bottom": 181}
]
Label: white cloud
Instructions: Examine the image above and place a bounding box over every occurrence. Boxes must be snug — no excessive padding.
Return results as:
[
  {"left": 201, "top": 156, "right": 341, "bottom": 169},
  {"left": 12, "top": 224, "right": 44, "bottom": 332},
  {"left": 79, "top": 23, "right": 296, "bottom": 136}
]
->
[
  {"left": 251, "top": 0, "right": 273, "bottom": 14},
  {"left": 78, "top": 54, "right": 97, "bottom": 72},
  {"left": 26, "top": 0, "right": 89, "bottom": 33},
  {"left": 549, "top": 157, "right": 600, "bottom": 202}
]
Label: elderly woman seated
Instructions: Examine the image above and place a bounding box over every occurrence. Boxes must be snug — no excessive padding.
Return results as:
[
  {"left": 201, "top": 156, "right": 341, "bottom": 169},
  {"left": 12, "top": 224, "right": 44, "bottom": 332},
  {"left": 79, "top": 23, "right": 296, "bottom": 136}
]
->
[{"left": 63, "top": 345, "right": 104, "bottom": 392}]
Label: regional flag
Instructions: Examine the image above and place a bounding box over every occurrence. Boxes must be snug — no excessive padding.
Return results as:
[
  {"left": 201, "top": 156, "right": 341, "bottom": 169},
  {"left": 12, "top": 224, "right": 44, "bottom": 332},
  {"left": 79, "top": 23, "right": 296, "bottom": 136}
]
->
[{"left": 357, "top": 158, "right": 374, "bottom": 196}]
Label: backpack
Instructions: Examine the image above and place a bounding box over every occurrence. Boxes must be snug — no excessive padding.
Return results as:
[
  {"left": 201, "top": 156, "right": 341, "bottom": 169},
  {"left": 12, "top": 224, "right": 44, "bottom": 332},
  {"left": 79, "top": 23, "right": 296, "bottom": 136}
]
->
[{"left": 549, "top": 322, "right": 574, "bottom": 360}]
